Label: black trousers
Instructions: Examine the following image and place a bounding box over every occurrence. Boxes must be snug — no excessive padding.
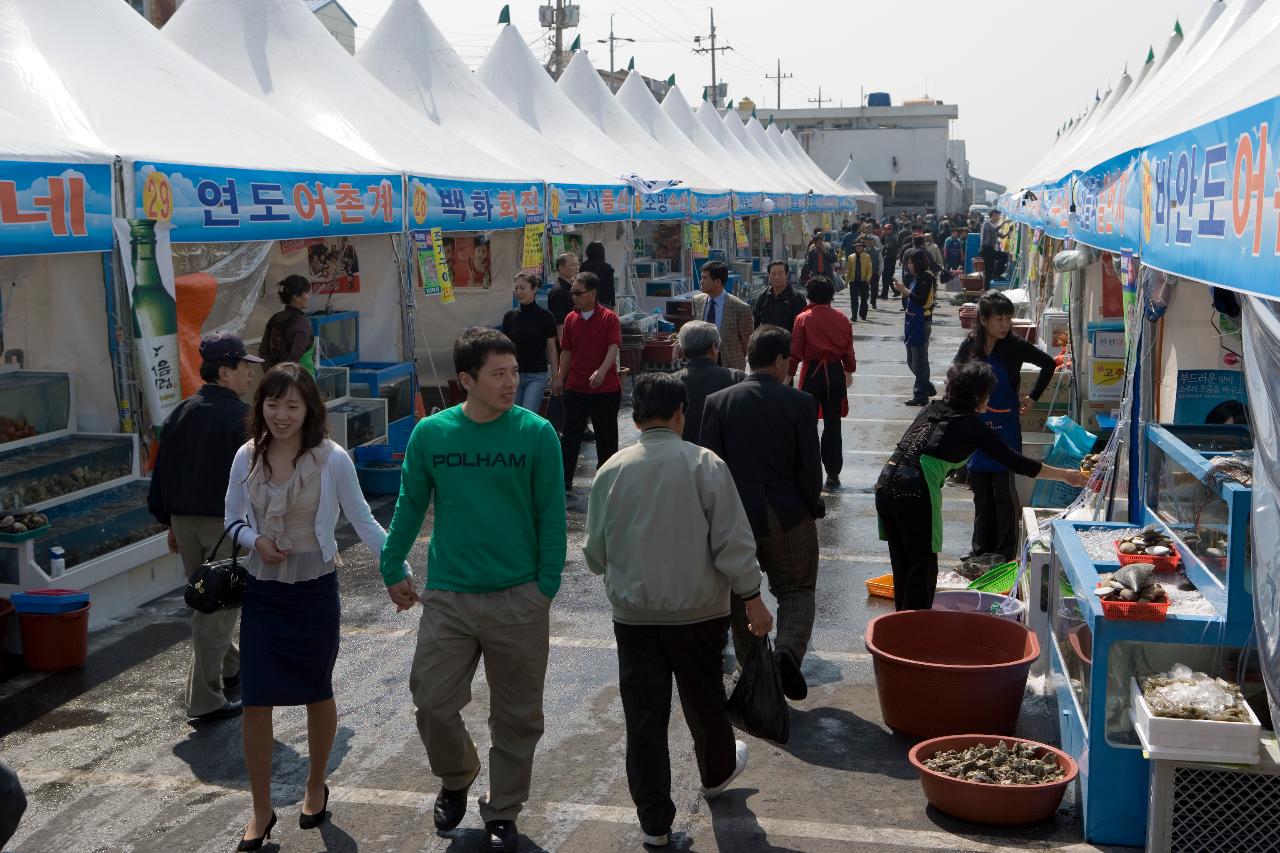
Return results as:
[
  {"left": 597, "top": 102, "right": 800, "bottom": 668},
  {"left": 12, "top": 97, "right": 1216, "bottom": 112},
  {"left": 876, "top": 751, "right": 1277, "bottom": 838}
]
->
[
  {"left": 850, "top": 280, "right": 871, "bottom": 320},
  {"left": 561, "top": 390, "right": 621, "bottom": 486},
  {"left": 880, "top": 264, "right": 894, "bottom": 299},
  {"left": 875, "top": 488, "right": 939, "bottom": 610},
  {"left": 969, "top": 470, "right": 1019, "bottom": 559},
  {"left": 981, "top": 245, "right": 996, "bottom": 285},
  {"left": 614, "top": 617, "right": 737, "bottom": 836},
  {"left": 801, "top": 364, "right": 844, "bottom": 479}
]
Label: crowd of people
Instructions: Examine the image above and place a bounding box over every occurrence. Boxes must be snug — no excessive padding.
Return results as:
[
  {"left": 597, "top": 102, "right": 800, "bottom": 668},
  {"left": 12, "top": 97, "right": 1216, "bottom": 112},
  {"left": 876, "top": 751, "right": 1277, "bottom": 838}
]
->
[{"left": 138, "top": 205, "right": 1055, "bottom": 852}]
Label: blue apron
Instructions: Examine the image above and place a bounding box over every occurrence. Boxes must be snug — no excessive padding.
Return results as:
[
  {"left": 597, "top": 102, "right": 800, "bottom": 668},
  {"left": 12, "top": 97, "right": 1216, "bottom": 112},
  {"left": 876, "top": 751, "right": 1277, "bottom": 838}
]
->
[{"left": 969, "top": 353, "right": 1022, "bottom": 472}]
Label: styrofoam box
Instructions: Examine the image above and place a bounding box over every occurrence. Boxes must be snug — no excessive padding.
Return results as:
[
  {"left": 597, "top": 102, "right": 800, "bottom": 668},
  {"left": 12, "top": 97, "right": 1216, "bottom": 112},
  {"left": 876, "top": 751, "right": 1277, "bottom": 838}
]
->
[{"left": 1130, "top": 678, "right": 1261, "bottom": 765}]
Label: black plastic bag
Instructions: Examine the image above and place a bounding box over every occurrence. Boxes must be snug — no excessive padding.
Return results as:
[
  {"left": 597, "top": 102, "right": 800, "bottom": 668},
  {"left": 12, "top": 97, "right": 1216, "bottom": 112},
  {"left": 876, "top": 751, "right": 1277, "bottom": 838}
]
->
[{"left": 725, "top": 636, "right": 790, "bottom": 744}]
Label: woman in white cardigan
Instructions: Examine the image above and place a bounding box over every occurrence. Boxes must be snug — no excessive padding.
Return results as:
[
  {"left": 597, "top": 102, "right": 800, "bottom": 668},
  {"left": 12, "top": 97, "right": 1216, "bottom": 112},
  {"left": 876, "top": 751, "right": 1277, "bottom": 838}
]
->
[{"left": 224, "top": 363, "right": 414, "bottom": 850}]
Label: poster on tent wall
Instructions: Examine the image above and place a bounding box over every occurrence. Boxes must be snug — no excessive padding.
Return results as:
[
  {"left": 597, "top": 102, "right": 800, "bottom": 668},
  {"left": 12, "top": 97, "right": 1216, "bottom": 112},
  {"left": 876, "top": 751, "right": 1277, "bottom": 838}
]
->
[
  {"left": 0, "top": 160, "right": 113, "bottom": 256},
  {"left": 113, "top": 218, "right": 180, "bottom": 432},
  {"left": 633, "top": 188, "right": 690, "bottom": 222},
  {"left": 691, "top": 192, "right": 732, "bottom": 223},
  {"left": 444, "top": 236, "right": 492, "bottom": 289},
  {"left": 133, "top": 163, "right": 401, "bottom": 243},
  {"left": 280, "top": 238, "right": 360, "bottom": 293},
  {"left": 1138, "top": 98, "right": 1280, "bottom": 298},
  {"left": 733, "top": 219, "right": 749, "bottom": 252},
  {"left": 547, "top": 183, "right": 631, "bottom": 225},
  {"left": 410, "top": 229, "right": 439, "bottom": 296},
  {"left": 522, "top": 216, "right": 546, "bottom": 273},
  {"left": 1172, "top": 369, "right": 1249, "bottom": 425},
  {"left": 408, "top": 176, "right": 544, "bottom": 232}
]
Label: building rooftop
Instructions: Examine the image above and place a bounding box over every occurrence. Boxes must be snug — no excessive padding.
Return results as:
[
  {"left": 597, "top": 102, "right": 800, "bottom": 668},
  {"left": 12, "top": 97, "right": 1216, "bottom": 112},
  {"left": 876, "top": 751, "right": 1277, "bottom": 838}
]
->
[{"left": 756, "top": 103, "right": 958, "bottom": 121}]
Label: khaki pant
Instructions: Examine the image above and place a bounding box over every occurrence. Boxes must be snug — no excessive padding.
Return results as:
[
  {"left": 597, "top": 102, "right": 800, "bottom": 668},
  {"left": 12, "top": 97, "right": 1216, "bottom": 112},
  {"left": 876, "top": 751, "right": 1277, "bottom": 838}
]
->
[
  {"left": 409, "top": 582, "right": 550, "bottom": 823},
  {"left": 171, "top": 515, "right": 241, "bottom": 717}
]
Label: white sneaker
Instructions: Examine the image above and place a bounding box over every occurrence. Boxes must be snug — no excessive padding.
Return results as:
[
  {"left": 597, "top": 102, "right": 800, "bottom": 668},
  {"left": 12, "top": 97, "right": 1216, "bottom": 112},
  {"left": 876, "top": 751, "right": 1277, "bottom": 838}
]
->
[
  {"left": 700, "top": 739, "right": 749, "bottom": 800},
  {"left": 641, "top": 830, "right": 670, "bottom": 846}
]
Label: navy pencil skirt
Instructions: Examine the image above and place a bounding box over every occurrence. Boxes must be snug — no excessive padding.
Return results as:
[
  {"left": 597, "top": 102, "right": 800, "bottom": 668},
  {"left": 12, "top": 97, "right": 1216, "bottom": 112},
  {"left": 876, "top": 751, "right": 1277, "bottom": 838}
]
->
[{"left": 240, "top": 571, "right": 340, "bottom": 707}]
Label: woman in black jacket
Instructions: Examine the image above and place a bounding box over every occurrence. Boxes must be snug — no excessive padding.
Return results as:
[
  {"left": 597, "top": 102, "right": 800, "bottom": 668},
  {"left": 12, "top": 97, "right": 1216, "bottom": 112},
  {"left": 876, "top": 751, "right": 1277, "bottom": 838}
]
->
[
  {"left": 953, "top": 290, "right": 1059, "bottom": 559},
  {"left": 579, "top": 241, "right": 616, "bottom": 308}
]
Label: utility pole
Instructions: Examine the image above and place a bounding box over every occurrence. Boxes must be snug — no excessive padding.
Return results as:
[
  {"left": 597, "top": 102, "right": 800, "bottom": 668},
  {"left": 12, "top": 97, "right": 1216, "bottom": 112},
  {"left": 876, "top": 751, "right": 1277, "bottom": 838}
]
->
[
  {"left": 541, "top": 0, "right": 580, "bottom": 76},
  {"left": 596, "top": 14, "right": 635, "bottom": 92},
  {"left": 692, "top": 8, "right": 731, "bottom": 108},
  {"left": 808, "top": 86, "right": 830, "bottom": 109},
  {"left": 552, "top": 0, "right": 564, "bottom": 75},
  {"left": 765, "top": 58, "right": 793, "bottom": 110}
]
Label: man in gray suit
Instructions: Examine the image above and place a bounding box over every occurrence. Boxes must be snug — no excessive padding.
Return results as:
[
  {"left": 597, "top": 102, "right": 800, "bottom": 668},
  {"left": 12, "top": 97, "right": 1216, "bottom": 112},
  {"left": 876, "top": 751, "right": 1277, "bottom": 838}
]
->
[
  {"left": 672, "top": 321, "right": 745, "bottom": 444},
  {"left": 691, "top": 261, "right": 753, "bottom": 371}
]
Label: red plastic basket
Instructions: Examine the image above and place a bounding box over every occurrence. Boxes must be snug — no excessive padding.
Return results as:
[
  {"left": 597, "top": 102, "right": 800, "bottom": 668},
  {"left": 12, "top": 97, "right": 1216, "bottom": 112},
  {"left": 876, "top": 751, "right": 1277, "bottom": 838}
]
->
[
  {"left": 1113, "top": 541, "right": 1181, "bottom": 573},
  {"left": 1097, "top": 593, "right": 1170, "bottom": 622}
]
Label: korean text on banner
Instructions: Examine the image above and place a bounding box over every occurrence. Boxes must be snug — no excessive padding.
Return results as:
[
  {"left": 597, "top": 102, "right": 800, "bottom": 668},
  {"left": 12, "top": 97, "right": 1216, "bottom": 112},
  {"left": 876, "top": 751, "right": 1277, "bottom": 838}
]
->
[
  {"left": 0, "top": 161, "right": 113, "bottom": 256},
  {"left": 409, "top": 177, "right": 544, "bottom": 232},
  {"left": 432, "top": 227, "right": 455, "bottom": 304},
  {"left": 522, "top": 218, "right": 546, "bottom": 272},
  {"left": 733, "top": 218, "right": 749, "bottom": 251},
  {"left": 548, "top": 183, "right": 631, "bottom": 225},
  {"left": 113, "top": 218, "right": 180, "bottom": 431},
  {"left": 692, "top": 192, "right": 732, "bottom": 223},
  {"left": 633, "top": 188, "right": 689, "bottom": 222},
  {"left": 135, "top": 163, "right": 402, "bottom": 243}
]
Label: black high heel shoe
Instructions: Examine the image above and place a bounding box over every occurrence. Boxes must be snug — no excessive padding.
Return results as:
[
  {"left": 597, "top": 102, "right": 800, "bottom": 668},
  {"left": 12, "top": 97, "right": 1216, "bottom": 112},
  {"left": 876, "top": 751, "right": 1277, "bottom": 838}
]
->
[
  {"left": 299, "top": 784, "right": 330, "bottom": 830},
  {"left": 236, "top": 811, "right": 276, "bottom": 851}
]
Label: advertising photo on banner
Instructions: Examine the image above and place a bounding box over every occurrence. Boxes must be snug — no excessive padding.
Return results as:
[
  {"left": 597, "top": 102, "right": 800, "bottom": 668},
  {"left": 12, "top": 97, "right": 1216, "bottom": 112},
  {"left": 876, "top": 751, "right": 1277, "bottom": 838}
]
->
[
  {"left": 134, "top": 163, "right": 402, "bottom": 243},
  {"left": 280, "top": 237, "right": 360, "bottom": 293},
  {"left": 113, "top": 217, "right": 180, "bottom": 433},
  {"left": 1, "top": 160, "right": 113, "bottom": 256}
]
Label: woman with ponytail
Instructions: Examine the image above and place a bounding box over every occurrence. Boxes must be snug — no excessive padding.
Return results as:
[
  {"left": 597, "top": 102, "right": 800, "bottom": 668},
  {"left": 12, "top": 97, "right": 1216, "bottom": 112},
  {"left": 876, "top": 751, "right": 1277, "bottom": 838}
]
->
[{"left": 259, "top": 275, "right": 315, "bottom": 371}]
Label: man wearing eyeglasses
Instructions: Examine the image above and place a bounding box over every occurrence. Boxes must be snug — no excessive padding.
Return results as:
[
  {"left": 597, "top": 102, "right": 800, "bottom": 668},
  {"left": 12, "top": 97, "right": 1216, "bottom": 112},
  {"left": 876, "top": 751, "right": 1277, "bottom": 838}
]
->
[{"left": 553, "top": 271, "right": 622, "bottom": 492}]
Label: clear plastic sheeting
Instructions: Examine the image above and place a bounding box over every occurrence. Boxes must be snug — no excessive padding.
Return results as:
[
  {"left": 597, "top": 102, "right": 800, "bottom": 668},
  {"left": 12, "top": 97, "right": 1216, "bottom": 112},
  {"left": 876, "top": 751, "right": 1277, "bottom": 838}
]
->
[
  {"left": 1241, "top": 296, "right": 1280, "bottom": 727},
  {"left": 172, "top": 241, "right": 273, "bottom": 340}
]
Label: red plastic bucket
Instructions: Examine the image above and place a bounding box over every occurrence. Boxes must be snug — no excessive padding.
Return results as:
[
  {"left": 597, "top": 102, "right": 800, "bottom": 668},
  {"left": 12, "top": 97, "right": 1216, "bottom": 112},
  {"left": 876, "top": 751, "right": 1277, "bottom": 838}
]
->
[{"left": 18, "top": 602, "right": 91, "bottom": 672}]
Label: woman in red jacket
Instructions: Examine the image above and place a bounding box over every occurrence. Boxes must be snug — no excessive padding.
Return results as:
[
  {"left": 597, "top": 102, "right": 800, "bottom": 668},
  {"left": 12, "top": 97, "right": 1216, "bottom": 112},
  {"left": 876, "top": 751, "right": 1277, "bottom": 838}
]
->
[{"left": 788, "top": 276, "right": 856, "bottom": 490}]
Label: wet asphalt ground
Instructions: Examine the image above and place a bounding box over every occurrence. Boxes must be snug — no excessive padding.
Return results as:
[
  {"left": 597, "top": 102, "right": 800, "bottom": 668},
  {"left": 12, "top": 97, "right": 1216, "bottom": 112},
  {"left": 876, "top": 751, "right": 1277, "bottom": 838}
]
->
[{"left": 0, "top": 292, "right": 1118, "bottom": 853}]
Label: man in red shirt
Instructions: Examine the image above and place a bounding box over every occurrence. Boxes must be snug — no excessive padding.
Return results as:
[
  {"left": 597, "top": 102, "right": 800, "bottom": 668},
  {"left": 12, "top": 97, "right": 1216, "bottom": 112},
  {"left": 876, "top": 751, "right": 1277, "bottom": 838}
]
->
[
  {"left": 789, "top": 276, "right": 856, "bottom": 489},
  {"left": 553, "top": 271, "right": 622, "bottom": 491}
]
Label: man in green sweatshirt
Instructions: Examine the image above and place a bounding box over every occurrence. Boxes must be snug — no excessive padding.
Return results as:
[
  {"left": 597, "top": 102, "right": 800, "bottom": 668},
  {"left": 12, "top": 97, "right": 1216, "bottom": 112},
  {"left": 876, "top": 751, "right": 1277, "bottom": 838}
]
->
[{"left": 380, "top": 327, "right": 566, "bottom": 853}]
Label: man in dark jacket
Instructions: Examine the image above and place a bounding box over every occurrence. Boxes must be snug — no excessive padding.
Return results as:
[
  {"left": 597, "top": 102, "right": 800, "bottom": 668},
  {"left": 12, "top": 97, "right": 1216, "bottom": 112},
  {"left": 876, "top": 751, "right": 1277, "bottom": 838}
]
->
[
  {"left": 672, "top": 321, "right": 745, "bottom": 443},
  {"left": 753, "top": 260, "right": 809, "bottom": 331},
  {"left": 700, "top": 326, "right": 823, "bottom": 702},
  {"left": 799, "top": 229, "right": 837, "bottom": 287},
  {"left": 148, "top": 332, "right": 259, "bottom": 722}
]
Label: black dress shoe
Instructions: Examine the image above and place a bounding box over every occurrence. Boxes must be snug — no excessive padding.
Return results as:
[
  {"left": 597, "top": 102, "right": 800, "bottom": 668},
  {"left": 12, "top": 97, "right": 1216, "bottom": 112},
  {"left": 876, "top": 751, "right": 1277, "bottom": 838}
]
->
[
  {"left": 776, "top": 647, "right": 808, "bottom": 701},
  {"left": 223, "top": 673, "right": 241, "bottom": 691},
  {"left": 434, "top": 783, "right": 470, "bottom": 832},
  {"left": 191, "top": 700, "right": 243, "bottom": 723},
  {"left": 904, "top": 398, "right": 928, "bottom": 406},
  {"left": 236, "top": 811, "right": 276, "bottom": 851},
  {"left": 299, "top": 784, "right": 329, "bottom": 829},
  {"left": 824, "top": 476, "right": 840, "bottom": 490},
  {"left": 486, "top": 819, "right": 519, "bottom": 852}
]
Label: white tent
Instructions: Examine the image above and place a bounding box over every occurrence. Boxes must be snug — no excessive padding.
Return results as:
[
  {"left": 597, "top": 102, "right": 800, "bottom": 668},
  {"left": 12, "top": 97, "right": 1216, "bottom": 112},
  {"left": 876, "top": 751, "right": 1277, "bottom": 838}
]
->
[
  {"left": 746, "top": 116, "right": 839, "bottom": 196},
  {"left": 0, "top": 0, "right": 389, "bottom": 179},
  {"left": 355, "top": 0, "right": 615, "bottom": 186},
  {"left": 476, "top": 25, "right": 641, "bottom": 183},
  {"left": 164, "top": 0, "right": 527, "bottom": 183},
  {"left": 615, "top": 72, "right": 743, "bottom": 190},
  {"left": 693, "top": 100, "right": 795, "bottom": 193},
  {"left": 774, "top": 126, "right": 848, "bottom": 197},
  {"left": 557, "top": 51, "right": 720, "bottom": 190},
  {"left": 835, "top": 156, "right": 881, "bottom": 214},
  {"left": 660, "top": 85, "right": 760, "bottom": 190}
]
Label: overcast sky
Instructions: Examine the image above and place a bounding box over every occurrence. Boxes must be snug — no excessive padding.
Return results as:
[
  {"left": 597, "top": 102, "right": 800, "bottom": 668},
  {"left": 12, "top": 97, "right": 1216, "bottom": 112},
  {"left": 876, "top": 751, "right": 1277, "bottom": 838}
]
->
[{"left": 339, "top": 0, "right": 1214, "bottom": 187}]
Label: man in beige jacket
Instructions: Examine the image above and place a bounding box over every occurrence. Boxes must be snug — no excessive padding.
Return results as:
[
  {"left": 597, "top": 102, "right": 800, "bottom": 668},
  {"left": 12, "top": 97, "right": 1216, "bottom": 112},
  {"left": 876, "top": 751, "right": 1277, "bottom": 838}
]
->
[{"left": 585, "top": 373, "right": 773, "bottom": 849}]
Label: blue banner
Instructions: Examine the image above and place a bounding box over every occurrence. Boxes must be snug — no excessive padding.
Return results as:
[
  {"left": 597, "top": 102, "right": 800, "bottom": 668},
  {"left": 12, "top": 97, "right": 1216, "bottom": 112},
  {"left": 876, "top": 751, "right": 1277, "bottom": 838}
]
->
[
  {"left": 0, "top": 160, "right": 113, "bottom": 256},
  {"left": 1071, "top": 151, "right": 1141, "bottom": 254},
  {"left": 548, "top": 182, "right": 631, "bottom": 225},
  {"left": 632, "top": 187, "right": 690, "bottom": 221},
  {"left": 134, "top": 163, "right": 402, "bottom": 243},
  {"left": 691, "top": 191, "right": 732, "bottom": 222},
  {"left": 732, "top": 191, "right": 764, "bottom": 216},
  {"left": 767, "top": 193, "right": 791, "bottom": 215},
  {"left": 408, "top": 177, "right": 543, "bottom": 232},
  {"left": 789, "top": 194, "right": 806, "bottom": 213},
  {"left": 1139, "top": 98, "right": 1280, "bottom": 294}
]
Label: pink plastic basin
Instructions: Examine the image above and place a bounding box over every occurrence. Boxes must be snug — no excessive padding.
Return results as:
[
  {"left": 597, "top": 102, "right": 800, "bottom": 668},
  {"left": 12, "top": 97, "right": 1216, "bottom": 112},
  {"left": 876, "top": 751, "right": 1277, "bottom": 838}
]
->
[{"left": 865, "top": 610, "right": 1039, "bottom": 737}]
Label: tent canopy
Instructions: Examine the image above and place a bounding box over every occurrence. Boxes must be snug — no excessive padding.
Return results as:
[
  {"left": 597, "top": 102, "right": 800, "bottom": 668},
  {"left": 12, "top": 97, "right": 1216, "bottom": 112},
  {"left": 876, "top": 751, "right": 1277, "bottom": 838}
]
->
[{"left": 615, "top": 71, "right": 741, "bottom": 190}]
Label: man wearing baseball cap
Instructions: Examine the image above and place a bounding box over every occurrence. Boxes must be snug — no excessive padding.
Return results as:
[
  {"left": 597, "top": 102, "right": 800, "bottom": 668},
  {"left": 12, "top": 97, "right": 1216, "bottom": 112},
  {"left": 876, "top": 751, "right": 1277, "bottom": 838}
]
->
[{"left": 148, "top": 332, "right": 263, "bottom": 723}]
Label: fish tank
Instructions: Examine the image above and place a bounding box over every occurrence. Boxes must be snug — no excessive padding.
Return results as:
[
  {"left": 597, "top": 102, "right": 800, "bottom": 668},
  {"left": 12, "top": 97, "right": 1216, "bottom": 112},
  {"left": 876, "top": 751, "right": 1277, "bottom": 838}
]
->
[
  {"left": 326, "top": 398, "right": 388, "bottom": 449},
  {"left": 349, "top": 362, "right": 416, "bottom": 423},
  {"left": 0, "top": 435, "right": 135, "bottom": 511},
  {"left": 30, "top": 481, "right": 164, "bottom": 573},
  {"left": 1160, "top": 423, "right": 1253, "bottom": 454},
  {"left": 308, "top": 310, "right": 359, "bottom": 367},
  {"left": 0, "top": 370, "right": 72, "bottom": 449},
  {"left": 314, "top": 365, "right": 349, "bottom": 404}
]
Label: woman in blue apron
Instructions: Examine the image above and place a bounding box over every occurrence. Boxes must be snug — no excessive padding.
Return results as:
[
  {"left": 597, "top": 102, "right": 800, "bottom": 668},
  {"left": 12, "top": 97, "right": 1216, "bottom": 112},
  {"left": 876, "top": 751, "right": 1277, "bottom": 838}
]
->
[{"left": 953, "top": 290, "right": 1058, "bottom": 560}]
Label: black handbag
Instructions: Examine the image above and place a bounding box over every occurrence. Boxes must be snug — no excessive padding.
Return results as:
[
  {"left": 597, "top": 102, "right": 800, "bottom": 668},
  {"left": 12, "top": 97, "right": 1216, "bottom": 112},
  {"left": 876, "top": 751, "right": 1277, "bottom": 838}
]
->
[{"left": 184, "top": 521, "right": 250, "bottom": 614}]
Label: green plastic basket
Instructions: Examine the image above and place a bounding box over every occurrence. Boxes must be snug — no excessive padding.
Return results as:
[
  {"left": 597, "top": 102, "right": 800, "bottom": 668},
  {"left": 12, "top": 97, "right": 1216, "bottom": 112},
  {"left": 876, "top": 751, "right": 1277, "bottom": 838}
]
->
[{"left": 966, "top": 561, "right": 1020, "bottom": 594}]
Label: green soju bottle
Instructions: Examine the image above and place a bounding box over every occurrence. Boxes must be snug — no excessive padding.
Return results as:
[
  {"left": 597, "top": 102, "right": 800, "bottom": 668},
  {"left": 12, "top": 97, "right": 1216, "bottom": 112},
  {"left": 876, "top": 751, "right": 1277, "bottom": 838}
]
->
[{"left": 128, "top": 218, "right": 180, "bottom": 422}]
